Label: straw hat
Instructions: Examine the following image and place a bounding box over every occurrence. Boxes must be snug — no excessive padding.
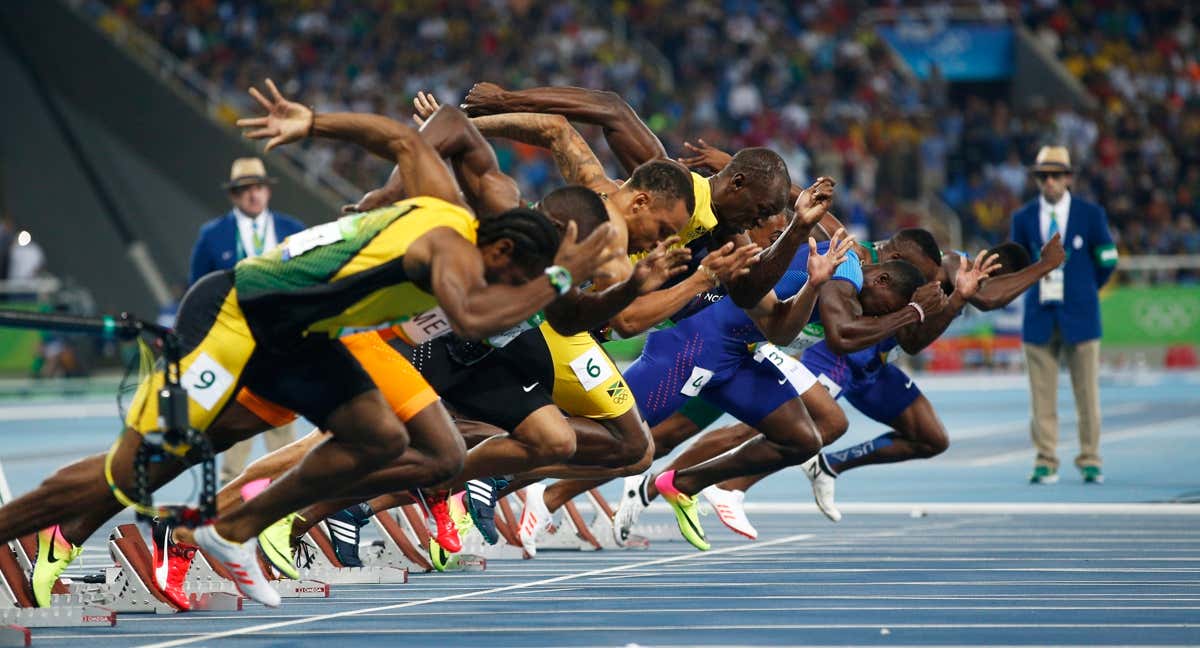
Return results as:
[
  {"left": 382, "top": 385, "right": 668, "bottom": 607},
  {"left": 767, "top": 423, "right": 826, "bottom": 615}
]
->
[
  {"left": 1030, "top": 146, "right": 1072, "bottom": 174},
  {"left": 222, "top": 157, "right": 277, "bottom": 189}
]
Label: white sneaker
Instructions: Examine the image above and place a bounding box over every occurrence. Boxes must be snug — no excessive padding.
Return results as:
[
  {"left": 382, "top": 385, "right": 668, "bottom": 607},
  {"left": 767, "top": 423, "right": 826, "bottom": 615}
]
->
[
  {"left": 612, "top": 474, "right": 649, "bottom": 547},
  {"left": 801, "top": 455, "right": 842, "bottom": 522},
  {"left": 700, "top": 486, "right": 757, "bottom": 540},
  {"left": 193, "top": 524, "right": 281, "bottom": 607},
  {"left": 517, "top": 483, "right": 552, "bottom": 558}
]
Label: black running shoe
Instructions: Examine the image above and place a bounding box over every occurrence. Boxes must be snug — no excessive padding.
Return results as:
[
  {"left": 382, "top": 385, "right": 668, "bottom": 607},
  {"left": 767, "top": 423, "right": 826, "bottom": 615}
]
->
[
  {"left": 324, "top": 506, "right": 369, "bottom": 567},
  {"left": 464, "top": 478, "right": 500, "bottom": 545}
]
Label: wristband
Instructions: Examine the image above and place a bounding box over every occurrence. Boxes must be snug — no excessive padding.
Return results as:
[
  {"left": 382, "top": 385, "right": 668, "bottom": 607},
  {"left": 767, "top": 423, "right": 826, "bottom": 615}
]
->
[
  {"left": 907, "top": 302, "right": 925, "bottom": 323},
  {"left": 544, "top": 265, "right": 572, "bottom": 296},
  {"left": 306, "top": 107, "right": 317, "bottom": 138}
]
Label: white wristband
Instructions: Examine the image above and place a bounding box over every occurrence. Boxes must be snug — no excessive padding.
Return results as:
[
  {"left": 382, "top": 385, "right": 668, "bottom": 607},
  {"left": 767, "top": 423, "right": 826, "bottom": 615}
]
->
[{"left": 907, "top": 302, "right": 925, "bottom": 323}]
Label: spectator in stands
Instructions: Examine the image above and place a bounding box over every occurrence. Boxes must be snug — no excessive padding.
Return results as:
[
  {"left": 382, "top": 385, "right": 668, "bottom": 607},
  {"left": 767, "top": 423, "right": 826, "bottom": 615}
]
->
[
  {"left": 1010, "top": 146, "right": 1118, "bottom": 486},
  {"left": 189, "top": 157, "right": 304, "bottom": 485}
]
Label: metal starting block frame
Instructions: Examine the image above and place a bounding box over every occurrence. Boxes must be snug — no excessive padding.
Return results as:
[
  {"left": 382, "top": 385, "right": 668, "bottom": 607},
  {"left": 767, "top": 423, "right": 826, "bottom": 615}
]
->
[
  {"left": 293, "top": 525, "right": 407, "bottom": 585},
  {"left": 184, "top": 547, "right": 329, "bottom": 600},
  {"left": 1, "top": 538, "right": 114, "bottom": 630},
  {"left": 367, "top": 505, "right": 489, "bottom": 571}
]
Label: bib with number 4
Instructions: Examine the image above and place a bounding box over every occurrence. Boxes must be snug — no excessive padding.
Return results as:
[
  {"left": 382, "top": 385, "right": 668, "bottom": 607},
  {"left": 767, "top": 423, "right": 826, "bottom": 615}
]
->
[
  {"left": 569, "top": 346, "right": 614, "bottom": 392},
  {"left": 680, "top": 367, "right": 714, "bottom": 396}
]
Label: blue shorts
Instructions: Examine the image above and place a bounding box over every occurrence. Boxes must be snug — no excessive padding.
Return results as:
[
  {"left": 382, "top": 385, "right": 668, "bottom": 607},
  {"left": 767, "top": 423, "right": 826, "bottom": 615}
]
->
[
  {"left": 625, "top": 336, "right": 799, "bottom": 428},
  {"left": 800, "top": 344, "right": 921, "bottom": 425}
]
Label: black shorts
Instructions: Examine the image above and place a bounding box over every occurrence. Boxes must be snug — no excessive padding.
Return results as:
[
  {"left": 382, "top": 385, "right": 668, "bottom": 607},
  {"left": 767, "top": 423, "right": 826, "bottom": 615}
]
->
[{"left": 394, "top": 334, "right": 554, "bottom": 432}]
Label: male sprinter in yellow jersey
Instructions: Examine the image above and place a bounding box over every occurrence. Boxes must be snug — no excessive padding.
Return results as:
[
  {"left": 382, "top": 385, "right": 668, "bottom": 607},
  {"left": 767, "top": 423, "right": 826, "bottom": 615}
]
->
[{"left": 0, "top": 79, "right": 619, "bottom": 607}]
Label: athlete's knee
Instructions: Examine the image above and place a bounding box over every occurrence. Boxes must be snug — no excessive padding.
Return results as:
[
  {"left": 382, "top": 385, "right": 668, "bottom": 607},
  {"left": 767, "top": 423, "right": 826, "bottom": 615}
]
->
[
  {"left": 626, "top": 442, "right": 655, "bottom": 475},
  {"left": 427, "top": 441, "right": 466, "bottom": 485},
  {"left": 915, "top": 427, "right": 949, "bottom": 458},
  {"left": 527, "top": 427, "right": 576, "bottom": 464}
]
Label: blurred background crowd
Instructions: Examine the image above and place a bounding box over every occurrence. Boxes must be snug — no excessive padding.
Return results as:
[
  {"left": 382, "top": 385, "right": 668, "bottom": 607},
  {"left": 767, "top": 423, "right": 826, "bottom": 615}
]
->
[{"left": 99, "top": 0, "right": 1200, "bottom": 265}]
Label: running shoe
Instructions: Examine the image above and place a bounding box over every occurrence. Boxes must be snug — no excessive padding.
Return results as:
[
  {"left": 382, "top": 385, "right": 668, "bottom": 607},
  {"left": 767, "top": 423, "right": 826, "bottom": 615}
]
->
[
  {"left": 151, "top": 519, "right": 196, "bottom": 610},
  {"left": 1029, "top": 465, "right": 1059, "bottom": 484},
  {"left": 425, "top": 491, "right": 462, "bottom": 553},
  {"left": 801, "top": 454, "right": 842, "bottom": 522},
  {"left": 193, "top": 525, "right": 281, "bottom": 607},
  {"left": 517, "top": 482, "right": 552, "bottom": 557},
  {"left": 427, "top": 538, "right": 453, "bottom": 573},
  {"left": 700, "top": 485, "right": 757, "bottom": 540},
  {"left": 257, "top": 513, "right": 300, "bottom": 579},
  {"left": 1081, "top": 466, "right": 1104, "bottom": 484},
  {"left": 464, "top": 478, "right": 501, "bottom": 545},
  {"left": 449, "top": 491, "right": 474, "bottom": 537},
  {"left": 324, "top": 505, "right": 370, "bottom": 568},
  {"left": 653, "top": 470, "right": 709, "bottom": 551},
  {"left": 32, "top": 525, "right": 82, "bottom": 607},
  {"left": 612, "top": 474, "right": 649, "bottom": 547}
]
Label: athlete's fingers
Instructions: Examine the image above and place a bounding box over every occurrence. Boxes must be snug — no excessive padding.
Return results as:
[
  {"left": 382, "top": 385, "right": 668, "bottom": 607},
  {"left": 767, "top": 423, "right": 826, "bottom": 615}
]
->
[
  {"left": 249, "top": 86, "right": 272, "bottom": 112},
  {"left": 412, "top": 114, "right": 425, "bottom": 127},
  {"left": 244, "top": 127, "right": 277, "bottom": 140},
  {"left": 236, "top": 116, "right": 269, "bottom": 128},
  {"left": 265, "top": 78, "right": 285, "bottom": 103},
  {"left": 265, "top": 135, "right": 285, "bottom": 152}
]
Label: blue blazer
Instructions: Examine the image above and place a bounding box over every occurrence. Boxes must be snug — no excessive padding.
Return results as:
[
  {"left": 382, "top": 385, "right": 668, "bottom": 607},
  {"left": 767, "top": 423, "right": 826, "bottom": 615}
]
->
[
  {"left": 1009, "top": 196, "right": 1118, "bottom": 345},
  {"left": 188, "top": 211, "right": 306, "bottom": 285}
]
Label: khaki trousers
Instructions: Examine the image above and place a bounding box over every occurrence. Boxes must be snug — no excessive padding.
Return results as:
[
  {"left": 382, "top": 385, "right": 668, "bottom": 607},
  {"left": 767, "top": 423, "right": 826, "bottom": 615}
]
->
[
  {"left": 219, "top": 422, "right": 296, "bottom": 485},
  {"left": 1023, "top": 331, "right": 1102, "bottom": 471}
]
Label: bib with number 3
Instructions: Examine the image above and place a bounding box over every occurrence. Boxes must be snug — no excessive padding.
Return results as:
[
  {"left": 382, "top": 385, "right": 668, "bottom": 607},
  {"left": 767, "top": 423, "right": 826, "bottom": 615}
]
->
[{"left": 569, "top": 346, "right": 613, "bottom": 392}]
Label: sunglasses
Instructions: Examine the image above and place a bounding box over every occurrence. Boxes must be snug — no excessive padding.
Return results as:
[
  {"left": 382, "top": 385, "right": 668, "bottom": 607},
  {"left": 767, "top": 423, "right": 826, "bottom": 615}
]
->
[{"left": 1034, "top": 171, "right": 1069, "bottom": 181}]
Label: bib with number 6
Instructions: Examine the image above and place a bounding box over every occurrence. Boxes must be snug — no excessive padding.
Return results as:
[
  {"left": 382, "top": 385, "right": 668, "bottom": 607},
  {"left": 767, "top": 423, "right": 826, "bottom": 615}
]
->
[{"left": 569, "top": 346, "right": 613, "bottom": 392}]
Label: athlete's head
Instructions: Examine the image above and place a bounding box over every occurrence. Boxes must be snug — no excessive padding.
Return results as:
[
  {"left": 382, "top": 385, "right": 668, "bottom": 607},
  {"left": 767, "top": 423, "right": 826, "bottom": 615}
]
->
[
  {"left": 858, "top": 259, "right": 926, "bottom": 315},
  {"left": 537, "top": 185, "right": 610, "bottom": 238},
  {"left": 982, "top": 242, "right": 1031, "bottom": 275},
  {"left": 881, "top": 228, "right": 942, "bottom": 282},
  {"left": 746, "top": 211, "right": 788, "bottom": 248},
  {"left": 711, "top": 148, "right": 790, "bottom": 232},
  {"left": 477, "top": 207, "right": 562, "bottom": 285},
  {"left": 617, "top": 160, "right": 695, "bottom": 252}
]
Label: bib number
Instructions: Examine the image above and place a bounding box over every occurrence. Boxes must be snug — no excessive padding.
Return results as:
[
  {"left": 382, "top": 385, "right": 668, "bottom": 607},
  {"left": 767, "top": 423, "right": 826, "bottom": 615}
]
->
[
  {"left": 753, "top": 343, "right": 814, "bottom": 391},
  {"left": 569, "top": 346, "right": 613, "bottom": 392},
  {"left": 398, "top": 307, "right": 453, "bottom": 345},
  {"left": 815, "top": 373, "right": 843, "bottom": 399},
  {"left": 284, "top": 221, "right": 346, "bottom": 260},
  {"left": 680, "top": 366, "right": 714, "bottom": 397},
  {"left": 781, "top": 322, "right": 826, "bottom": 355},
  {"left": 181, "top": 352, "right": 236, "bottom": 411}
]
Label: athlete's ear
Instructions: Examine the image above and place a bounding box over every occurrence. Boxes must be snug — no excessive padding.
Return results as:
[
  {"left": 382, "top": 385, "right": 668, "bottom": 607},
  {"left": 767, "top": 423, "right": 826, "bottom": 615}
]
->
[
  {"left": 731, "top": 172, "right": 746, "bottom": 190},
  {"left": 479, "top": 238, "right": 515, "bottom": 267}
]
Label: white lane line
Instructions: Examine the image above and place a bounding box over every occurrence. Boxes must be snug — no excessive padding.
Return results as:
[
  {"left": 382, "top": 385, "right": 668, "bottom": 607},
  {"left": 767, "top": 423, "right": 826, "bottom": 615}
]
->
[
  {"left": 0, "top": 401, "right": 117, "bottom": 421},
  {"left": 966, "top": 416, "right": 1200, "bottom": 466},
  {"left": 730, "top": 502, "right": 1200, "bottom": 515},
  {"left": 139, "top": 533, "right": 815, "bottom": 647},
  {"left": 946, "top": 401, "right": 1151, "bottom": 442}
]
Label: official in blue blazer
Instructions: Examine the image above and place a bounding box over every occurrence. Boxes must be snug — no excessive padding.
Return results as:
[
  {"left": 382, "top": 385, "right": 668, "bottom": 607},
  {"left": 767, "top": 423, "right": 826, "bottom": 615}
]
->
[
  {"left": 188, "top": 157, "right": 306, "bottom": 285},
  {"left": 1010, "top": 146, "right": 1118, "bottom": 485},
  {"left": 189, "top": 157, "right": 305, "bottom": 482}
]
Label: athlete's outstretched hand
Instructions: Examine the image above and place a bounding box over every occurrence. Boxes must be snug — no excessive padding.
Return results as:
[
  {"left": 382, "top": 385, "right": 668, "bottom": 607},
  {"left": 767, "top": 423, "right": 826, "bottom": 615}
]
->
[
  {"left": 793, "top": 177, "right": 836, "bottom": 228},
  {"left": 1039, "top": 232, "right": 1066, "bottom": 269},
  {"left": 412, "top": 91, "right": 443, "bottom": 127},
  {"left": 910, "top": 281, "right": 949, "bottom": 319},
  {"left": 553, "top": 221, "right": 623, "bottom": 286},
  {"left": 952, "top": 250, "right": 1002, "bottom": 300},
  {"left": 805, "top": 228, "right": 856, "bottom": 287},
  {"left": 699, "top": 241, "right": 762, "bottom": 288},
  {"left": 629, "top": 237, "right": 692, "bottom": 295},
  {"left": 237, "top": 79, "right": 313, "bottom": 152},
  {"left": 677, "top": 139, "right": 732, "bottom": 173},
  {"left": 461, "top": 82, "right": 508, "bottom": 116}
]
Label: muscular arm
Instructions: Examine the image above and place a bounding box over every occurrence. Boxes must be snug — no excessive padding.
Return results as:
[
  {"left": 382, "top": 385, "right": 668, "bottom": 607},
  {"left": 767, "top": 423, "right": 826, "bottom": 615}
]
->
[
  {"left": 895, "top": 291, "right": 964, "bottom": 355},
  {"left": 819, "top": 281, "right": 922, "bottom": 354},
  {"left": 465, "top": 85, "right": 666, "bottom": 174},
  {"left": 310, "top": 112, "right": 463, "bottom": 207},
  {"left": 350, "top": 106, "right": 520, "bottom": 216},
  {"left": 470, "top": 113, "right": 618, "bottom": 193},
  {"left": 418, "top": 228, "right": 560, "bottom": 340},
  {"left": 969, "top": 257, "right": 1054, "bottom": 311},
  {"left": 720, "top": 220, "right": 815, "bottom": 308},
  {"left": 607, "top": 271, "right": 718, "bottom": 338},
  {"left": 746, "top": 283, "right": 822, "bottom": 345}
]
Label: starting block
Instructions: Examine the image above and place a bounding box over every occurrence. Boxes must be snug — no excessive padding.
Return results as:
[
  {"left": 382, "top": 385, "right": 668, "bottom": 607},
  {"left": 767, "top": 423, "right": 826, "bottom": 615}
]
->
[
  {"left": 183, "top": 546, "right": 329, "bottom": 599},
  {"left": 0, "top": 537, "right": 115, "bottom": 630},
  {"left": 367, "top": 505, "right": 491, "bottom": 571},
  {"left": 292, "top": 525, "right": 407, "bottom": 585}
]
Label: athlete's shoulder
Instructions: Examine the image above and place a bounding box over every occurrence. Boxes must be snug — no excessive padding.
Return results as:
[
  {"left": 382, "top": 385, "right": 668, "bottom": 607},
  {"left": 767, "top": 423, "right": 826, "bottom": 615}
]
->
[{"left": 389, "top": 196, "right": 478, "bottom": 241}]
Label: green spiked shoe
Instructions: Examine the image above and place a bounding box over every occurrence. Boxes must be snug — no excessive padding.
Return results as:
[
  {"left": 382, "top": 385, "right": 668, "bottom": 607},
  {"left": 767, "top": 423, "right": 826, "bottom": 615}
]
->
[{"left": 258, "top": 513, "right": 301, "bottom": 580}]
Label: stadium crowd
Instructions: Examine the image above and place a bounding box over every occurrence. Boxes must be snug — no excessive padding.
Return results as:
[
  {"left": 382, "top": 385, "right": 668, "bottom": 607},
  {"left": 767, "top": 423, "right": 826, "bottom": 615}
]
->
[{"left": 99, "top": 0, "right": 1200, "bottom": 269}]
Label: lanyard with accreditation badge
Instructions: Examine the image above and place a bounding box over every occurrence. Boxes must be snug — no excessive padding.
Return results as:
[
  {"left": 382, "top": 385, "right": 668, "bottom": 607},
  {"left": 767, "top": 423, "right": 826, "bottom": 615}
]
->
[
  {"left": 236, "top": 218, "right": 268, "bottom": 260},
  {"left": 1039, "top": 210, "right": 1066, "bottom": 304}
]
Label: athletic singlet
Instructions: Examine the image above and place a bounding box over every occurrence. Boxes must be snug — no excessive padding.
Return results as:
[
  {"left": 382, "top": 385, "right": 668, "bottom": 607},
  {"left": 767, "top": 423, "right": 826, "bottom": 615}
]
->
[
  {"left": 234, "top": 196, "right": 476, "bottom": 343},
  {"left": 652, "top": 242, "right": 863, "bottom": 359}
]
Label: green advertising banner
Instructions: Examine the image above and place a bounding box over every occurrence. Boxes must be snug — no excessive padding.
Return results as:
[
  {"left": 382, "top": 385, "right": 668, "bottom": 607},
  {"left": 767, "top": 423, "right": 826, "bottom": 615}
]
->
[{"left": 1101, "top": 285, "right": 1200, "bottom": 346}]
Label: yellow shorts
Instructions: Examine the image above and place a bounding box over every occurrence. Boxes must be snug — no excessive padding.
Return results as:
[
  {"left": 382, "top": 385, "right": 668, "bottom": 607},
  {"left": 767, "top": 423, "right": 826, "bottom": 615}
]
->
[{"left": 530, "top": 322, "right": 634, "bottom": 420}]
